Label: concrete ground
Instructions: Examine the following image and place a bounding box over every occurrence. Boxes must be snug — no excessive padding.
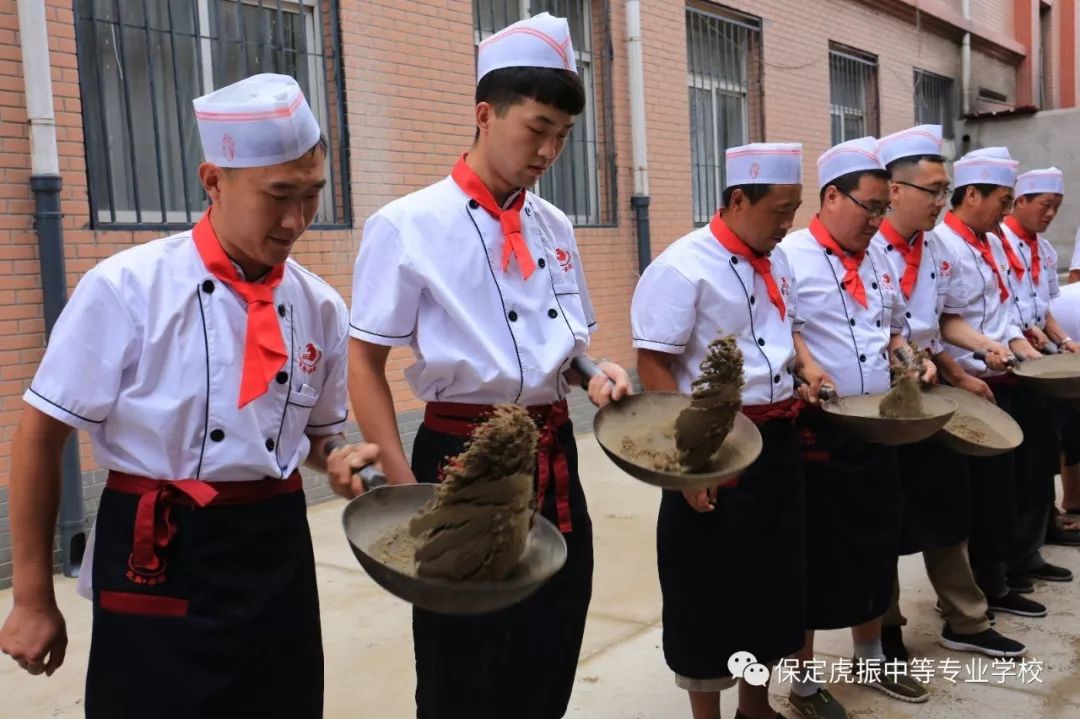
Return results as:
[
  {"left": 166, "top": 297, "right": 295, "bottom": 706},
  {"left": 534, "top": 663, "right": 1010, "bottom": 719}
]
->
[{"left": 2, "top": 432, "right": 1080, "bottom": 718}]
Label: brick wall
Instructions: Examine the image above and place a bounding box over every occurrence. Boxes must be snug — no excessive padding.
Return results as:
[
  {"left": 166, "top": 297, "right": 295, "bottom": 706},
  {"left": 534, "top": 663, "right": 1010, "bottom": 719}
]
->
[{"left": 0, "top": 0, "right": 1031, "bottom": 586}]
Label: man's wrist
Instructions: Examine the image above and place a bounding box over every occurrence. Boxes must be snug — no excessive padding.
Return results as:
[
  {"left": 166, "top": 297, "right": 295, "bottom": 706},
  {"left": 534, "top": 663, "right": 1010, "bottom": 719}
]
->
[{"left": 322, "top": 435, "right": 348, "bottom": 458}]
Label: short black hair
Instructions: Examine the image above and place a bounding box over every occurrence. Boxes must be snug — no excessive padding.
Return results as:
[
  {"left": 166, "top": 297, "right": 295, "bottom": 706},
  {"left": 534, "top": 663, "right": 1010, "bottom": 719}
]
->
[
  {"left": 885, "top": 154, "right": 946, "bottom": 178},
  {"left": 819, "top": 169, "right": 889, "bottom": 204},
  {"left": 476, "top": 66, "right": 586, "bottom": 116},
  {"left": 1020, "top": 192, "right": 1061, "bottom": 203},
  {"left": 722, "top": 184, "right": 774, "bottom": 207},
  {"left": 950, "top": 183, "right": 999, "bottom": 208}
]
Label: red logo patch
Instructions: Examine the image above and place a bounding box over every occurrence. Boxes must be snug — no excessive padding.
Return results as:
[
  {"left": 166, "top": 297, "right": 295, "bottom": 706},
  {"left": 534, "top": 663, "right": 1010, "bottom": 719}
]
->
[
  {"left": 780, "top": 276, "right": 791, "bottom": 296},
  {"left": 299, "top": 343, "right": 322, "bottom": 374},
  {"left": 940, "top": 260, "right": 952, "bottom": 277},
  {"left": 881, "top": 272, "right": 894, "bottom": 290},
  {"left": 749, "top": 162, "right": 761, "bottom": 179},
  {"left": 555, "top": 248, "right": 573, "bottom": 273},
  {"left": 222, "top": 134, "right": 236, "bottom": 162}
]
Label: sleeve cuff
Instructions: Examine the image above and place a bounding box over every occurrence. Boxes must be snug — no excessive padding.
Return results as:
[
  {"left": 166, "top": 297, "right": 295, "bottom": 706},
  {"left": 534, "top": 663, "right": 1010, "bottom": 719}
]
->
[
  {"left": 23, "top": 388, "right": 104, "bottom": 432},
  {"left": 348, "top": 324, "right": 413, "bottom": 347},
  {"left": 306, "top": 417, "right": 349, "bottom": 437},
  {"left": 632, "top": 338, "right": 687, "bottom": 354}
]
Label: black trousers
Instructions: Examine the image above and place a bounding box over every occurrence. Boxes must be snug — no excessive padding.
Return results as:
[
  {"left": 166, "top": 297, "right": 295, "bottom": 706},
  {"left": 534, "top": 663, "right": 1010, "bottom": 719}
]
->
[{"left": 410, "top": 421, "right": 593, "bottom": 719}]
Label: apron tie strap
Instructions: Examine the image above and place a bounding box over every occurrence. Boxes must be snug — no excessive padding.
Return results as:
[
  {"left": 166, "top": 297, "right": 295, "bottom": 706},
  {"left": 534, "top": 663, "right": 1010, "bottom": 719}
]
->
[{"left": 106, "top": 471, "right": 302, "bottom": 578}]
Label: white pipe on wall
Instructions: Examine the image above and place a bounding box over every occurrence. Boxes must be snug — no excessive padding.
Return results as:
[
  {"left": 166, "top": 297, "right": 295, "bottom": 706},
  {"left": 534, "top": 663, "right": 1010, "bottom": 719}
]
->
[
  {"left": 18, "top": 0, "right": 60, "bottom": 177},
  {"left": 962, "top": 0, "right": 972, "bottom": 115},
  {"left": 627, "top": 0, "right": 649, "bottom": 196}
]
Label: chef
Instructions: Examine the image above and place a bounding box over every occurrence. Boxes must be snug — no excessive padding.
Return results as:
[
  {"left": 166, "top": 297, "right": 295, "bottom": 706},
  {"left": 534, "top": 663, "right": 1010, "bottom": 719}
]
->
[
  {"left": 934, "top": 147, "right": 1046, "bottom": 620},
  {"left": 0, "top": 74, "right": 379, "bottom": 718},
  {"left": 632, "top": 142, "right": 806, "bottom": 719},
  {"left": 873, "top": 126, "right": 1026, "bottom": 662},
  {"left": 347, "top": 13, "right": 631, "bottom": 719},
  {"left": 782, "top": 137, "right": 933, "bottom": 719},
  {"left": 998, "top": 168, "right": 1079, "bottom": 576}
]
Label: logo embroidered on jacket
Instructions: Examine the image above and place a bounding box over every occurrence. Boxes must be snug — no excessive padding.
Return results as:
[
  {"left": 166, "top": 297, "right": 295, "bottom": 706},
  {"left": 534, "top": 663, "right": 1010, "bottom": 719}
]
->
[
  {"left": 555, "top": 248, "right": 574, "bottom": 273},
  {"left": 299, "top": 343, "right": 322, "bottom": 374}
]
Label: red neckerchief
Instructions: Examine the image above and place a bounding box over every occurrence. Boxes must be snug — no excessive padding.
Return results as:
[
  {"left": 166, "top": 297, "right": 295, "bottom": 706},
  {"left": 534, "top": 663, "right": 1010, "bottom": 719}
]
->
[
  {"left": 451, "top": 155, "right": 535, "bottom": 280},
  {"left": 879, "top": 218, "right": 923, "bottom": 300},
  {"left": 193, "top": 211, "right": 287, "bottom": 408},
  {"left": 1003, "top": 215, "right": 1040, "bottom": 285},
  {"left": 944, "top": 211, "right": 1010, "bottom": 302},
  {"left": 709, "top": 212, "right": 785, "bottom": 319},
  {"left": 809, "top": 216, "right": 867, "bottom": 307}
]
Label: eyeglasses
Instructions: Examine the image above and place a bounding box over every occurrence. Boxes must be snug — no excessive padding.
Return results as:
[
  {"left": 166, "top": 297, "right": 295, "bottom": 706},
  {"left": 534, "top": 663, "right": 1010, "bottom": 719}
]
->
[
  {"left": 839, "top": 189, "right": 890, "bottom": 219},
  {"left": 896, "top": 180, "right": 951, "bottom": 202}
]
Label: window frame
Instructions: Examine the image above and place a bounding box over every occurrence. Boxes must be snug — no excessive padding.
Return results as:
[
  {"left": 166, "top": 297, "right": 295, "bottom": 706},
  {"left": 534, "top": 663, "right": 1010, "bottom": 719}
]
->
[
  {"left": 685, "top": 4, "right": 763, "bottom": 226},
  {"left": 74, "top": 0, "right": 351, "bottom": 231},
  {"left": 829, "top": 44, "right": 880, "bottom": 145},
  {"left": 913, "top": 68, "right": 956, "bottom": 140}
]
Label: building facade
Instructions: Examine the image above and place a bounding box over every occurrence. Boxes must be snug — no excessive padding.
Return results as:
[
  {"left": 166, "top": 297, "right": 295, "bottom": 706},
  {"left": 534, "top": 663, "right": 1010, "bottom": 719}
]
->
[{"left": 0, "top": 0, "right": 1077, "bottom": 585}]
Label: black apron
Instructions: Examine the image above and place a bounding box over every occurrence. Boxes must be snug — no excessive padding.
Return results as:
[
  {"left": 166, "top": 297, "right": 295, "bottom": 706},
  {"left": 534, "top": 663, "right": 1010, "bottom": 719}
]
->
[
  {"left": 657, "top": 417, "right": 806, "bottom": 680},
  {"left": 896, "top": 438, "right": 971, "bottom": 554},
  {"left": 410, "top": 413, "right": 593, "bottom": 719},
  {"left": 1010, "top": 388, "right": 1058, "bottom": 513},
  {"left": 1058, "top": 402, "right": 1080, "bottom": 467},
  {"left": 967, "top": 380, "right": 1018, "bottom": 565},
  {"left": 798, "top": 408, "right": 902, "bottom": 630},
  {"left": 86, "top": 473, "right": 323, "bottom": 719}
]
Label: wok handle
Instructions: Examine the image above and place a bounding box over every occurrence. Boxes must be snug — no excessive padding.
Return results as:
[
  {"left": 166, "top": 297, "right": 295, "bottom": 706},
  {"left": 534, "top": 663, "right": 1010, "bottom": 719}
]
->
[
  {"left": 792, "top": 374, "right": 837, "bottom": 402},
  {"left": 573, "top": 355, "right": 614, "bottom": 391},
  {"left": 352, "top": 464, "right": 389, "bottom": 491},
  {"left": 973, "top": 350, "right": 1020, "bottom": 368}
]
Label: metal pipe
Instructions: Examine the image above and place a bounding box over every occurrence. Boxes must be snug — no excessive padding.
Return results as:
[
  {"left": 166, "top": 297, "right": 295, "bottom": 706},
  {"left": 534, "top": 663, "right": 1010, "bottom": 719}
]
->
[
  {"left": 962, "top": 0, "right": 972, "bottom": 115},
  {"left": 18, "top": 0, "right": 86, "bottom": 578},
  {"left": 626, "top": 0, "right": 651, "bottom": 272}
]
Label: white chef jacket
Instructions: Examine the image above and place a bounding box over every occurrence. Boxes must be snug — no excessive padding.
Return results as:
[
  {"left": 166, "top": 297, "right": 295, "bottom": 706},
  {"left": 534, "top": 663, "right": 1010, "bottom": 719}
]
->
[
  {"left": 872, "top": 226, "right": 954, "bottom": 356},
  {"left": 934, "top": 221, "right": 1025, "bottom": 375},
  {"left": 782, "top": 227, "right": 906, "bottom": 397},
  {"left": 998, "top": 222, "right": 1060, "bottom": 331},
  {"left": 1050, "top": 282, "right": 1080, "bottom": 341},
  {"left": 630, "top": 225, "right": 797, "bottom": 405},
  {"left": 350, "top": 177, "right": 596, "bottom": 406},
  {"left": 1070, "top": 228, "right": 1080, "bottom": 272},
  {"left": 25, "top": 230, "right": 349, "bottom": 596}
]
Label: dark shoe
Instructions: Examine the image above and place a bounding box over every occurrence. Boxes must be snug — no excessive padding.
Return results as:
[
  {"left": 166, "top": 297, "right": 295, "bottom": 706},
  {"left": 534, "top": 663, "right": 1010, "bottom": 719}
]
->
[
  {"left": 734, "top": 712, "right": 786, "bottom": 719},
  {"left": 882, "top": 625, "right": 909, "bottom": 663},
  {"left": 1022, "top": 562, "right": 1074, "bottom": 582},
  {"left": 939, "top": 625, "right": 1026, "bottom": 657},
  {"left": 1005, "top": 572, "right": 1035, "bottom": 594},
  {"left": 788, "top": 688, "right": 848, "bottom": 719},
  {"left": 851, "top": 657, "right": 928, "bottom": 703},
  {"left": 987, "top": 591, "right": 1048, "bottom": 617}
]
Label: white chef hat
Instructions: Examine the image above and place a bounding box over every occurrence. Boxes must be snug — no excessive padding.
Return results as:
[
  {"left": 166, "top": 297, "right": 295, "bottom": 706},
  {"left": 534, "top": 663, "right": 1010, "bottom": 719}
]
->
[
  {"left": 193, "top": 73, "right": 322, "bottom": 168},
  {"left": 817, "top": 136, "right": 885, "bottom": 189},
  {"left": 953, "top": 147, "right": 1018, "bottom": 188},
  {"left": 1015, "top": 167, "right": 1065, "bottom": 196},
  {"left": 877, "top": 125, "right": 944, "bottom": 168},
  {"left": 477, "top": 12, "right": 577, "bottom": 83},
  {"left": 725, "top": 143, "right": 803, "bottom": 187}
]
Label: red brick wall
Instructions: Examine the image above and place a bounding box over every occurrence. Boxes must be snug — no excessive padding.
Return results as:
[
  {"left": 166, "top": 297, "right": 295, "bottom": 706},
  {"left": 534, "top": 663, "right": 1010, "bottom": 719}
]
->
[{"left": 0, "top": 0, "right": 1030, "bottom": 487}]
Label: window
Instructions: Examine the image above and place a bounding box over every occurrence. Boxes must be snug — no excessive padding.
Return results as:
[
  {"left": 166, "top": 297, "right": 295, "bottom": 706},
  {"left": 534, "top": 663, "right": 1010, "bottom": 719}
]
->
[
  {"left": 75, "top": 0, "right": 349, "bottom": 228},
  {"left": 829, "top": 45, "right": 879, "bottom": 144},
  {"left": 473, "top": 0, "right": 617, "bottom": 226},
  {"left": 914, "top": 70, "right": 955, "bottom": 139},
  {"left": 685, "top": 4, "right": 763, "bottom": 225}
]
